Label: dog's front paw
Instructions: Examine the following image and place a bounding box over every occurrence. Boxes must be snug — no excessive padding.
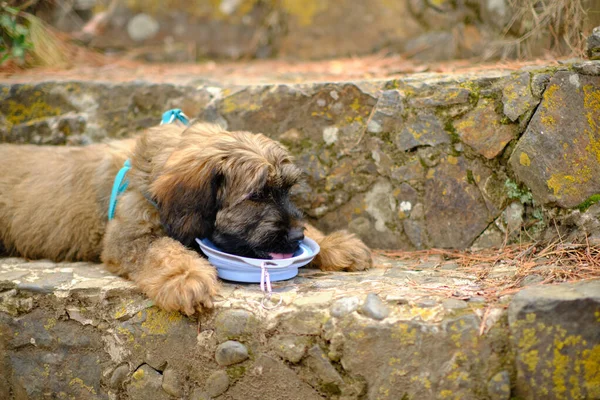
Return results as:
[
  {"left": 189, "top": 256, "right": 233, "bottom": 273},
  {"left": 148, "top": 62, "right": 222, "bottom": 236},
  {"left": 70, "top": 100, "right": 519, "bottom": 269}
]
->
[
  {"left": 312, "top": 230, "right": 373, "bottom": 272},
  {"left": 138, "top": 257, "right": 219, "bottom": 316}
]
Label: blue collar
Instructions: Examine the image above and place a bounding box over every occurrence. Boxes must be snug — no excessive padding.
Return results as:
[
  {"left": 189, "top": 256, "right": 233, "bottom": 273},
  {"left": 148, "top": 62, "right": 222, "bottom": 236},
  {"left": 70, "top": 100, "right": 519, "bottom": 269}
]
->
[{"left": 107, "top": 109, "right": 189, "bottom": 220}]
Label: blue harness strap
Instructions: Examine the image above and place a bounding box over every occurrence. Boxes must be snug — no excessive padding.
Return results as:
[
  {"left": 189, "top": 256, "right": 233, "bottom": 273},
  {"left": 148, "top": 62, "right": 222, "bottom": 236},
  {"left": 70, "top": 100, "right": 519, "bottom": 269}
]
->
[
  {"left": 108, "top": 159, "right": 131, "bottom": 220},
  {"left": 160, "top": 108, "right": 190, "bottom": 126},
  {"left": 107, "top": 108, "right": 190, "bottom": 220}
]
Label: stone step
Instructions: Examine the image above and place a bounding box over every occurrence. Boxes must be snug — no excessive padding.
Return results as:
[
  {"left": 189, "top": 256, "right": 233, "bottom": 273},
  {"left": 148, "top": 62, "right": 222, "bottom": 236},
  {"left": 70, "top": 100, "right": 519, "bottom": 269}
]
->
[
  {"left": 1, "top": 61, "right": 600, "bottom": 251},
  {"left": 0, "top": 258, "right": 599, "bottom": 399}
]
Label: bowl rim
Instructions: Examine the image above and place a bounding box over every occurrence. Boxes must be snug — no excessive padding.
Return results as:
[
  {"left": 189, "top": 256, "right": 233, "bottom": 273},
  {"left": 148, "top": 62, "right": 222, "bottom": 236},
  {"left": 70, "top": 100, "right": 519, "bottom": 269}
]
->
[{"left": 195, "top": 237, "right": 320, "bottom": 269}]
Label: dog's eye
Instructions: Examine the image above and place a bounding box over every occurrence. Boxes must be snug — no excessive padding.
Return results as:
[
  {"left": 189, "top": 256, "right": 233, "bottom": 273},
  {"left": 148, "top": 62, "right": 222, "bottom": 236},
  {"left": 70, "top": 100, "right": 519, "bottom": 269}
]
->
[{"left": 248, "top": 191, "right": 267, "bottom": 202}]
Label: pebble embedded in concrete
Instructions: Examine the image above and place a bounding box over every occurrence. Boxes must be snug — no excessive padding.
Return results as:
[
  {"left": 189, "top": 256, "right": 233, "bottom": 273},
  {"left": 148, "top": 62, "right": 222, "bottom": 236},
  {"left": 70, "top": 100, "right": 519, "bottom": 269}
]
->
[
  {"left": 190, "top": 389, "right": 210, "bottom": 400},
  {"left": 214, "top": 309, "right": 257, "bottom": 342},
  {"left": 109, "top": 364, "right": 129, "bottom": 389},
  {"left": 205, "top": 370, "right": 230, "bottom": 397},
  {"left": 127, "top": 365, "right": 169, "bottom": 400},
  {"left": 416, "top": 298, "right": 438, "bottom": 308},
  {"left": 161, "top": 368, "right": 183, "bottom": 397},
  {"left": 306, "top": 345, "right": 344, "bottom": 393},
  {"left": 330, "top": 296, "right": 360, "bottom": 317},
  {"left": 359, "top": 293, "right": 390, "bottom": 320},
  {"left": 442, "top": 298, "right": 468, "bottom": 310},
  {"left": 271, "top": 335, "right": 310, "bottom": 363},
  {"left": 215, "top": 340, "right": 249, "bottom": 366}
]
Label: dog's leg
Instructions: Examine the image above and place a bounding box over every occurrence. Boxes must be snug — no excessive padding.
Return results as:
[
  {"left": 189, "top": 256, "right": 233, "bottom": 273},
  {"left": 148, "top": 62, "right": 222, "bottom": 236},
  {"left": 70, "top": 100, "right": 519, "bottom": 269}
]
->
[
  {"left": 101, "top": 219, "right": 219, "bottom": 315},
  {"left": 304, "top": 224, "right": 373, "bottom": 272}
]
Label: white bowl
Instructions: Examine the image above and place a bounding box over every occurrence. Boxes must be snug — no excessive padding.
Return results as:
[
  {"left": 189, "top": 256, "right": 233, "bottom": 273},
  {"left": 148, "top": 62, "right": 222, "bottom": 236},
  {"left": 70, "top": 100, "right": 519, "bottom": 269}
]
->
[{"left": 195, "top": 237, "right": 320, "bottom": 283}]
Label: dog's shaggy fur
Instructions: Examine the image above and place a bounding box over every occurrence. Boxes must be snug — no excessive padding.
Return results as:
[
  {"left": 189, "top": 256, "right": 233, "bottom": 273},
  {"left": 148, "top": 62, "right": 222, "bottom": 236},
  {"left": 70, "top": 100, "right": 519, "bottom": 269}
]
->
[{"left": 0, "top": 123, "right": 372, "bottom": 314}]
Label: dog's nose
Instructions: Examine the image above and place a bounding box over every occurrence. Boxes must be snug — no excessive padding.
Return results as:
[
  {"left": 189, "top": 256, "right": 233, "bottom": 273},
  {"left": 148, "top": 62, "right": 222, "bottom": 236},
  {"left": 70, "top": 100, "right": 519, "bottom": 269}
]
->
[{"left": 288, "top": 228, "right": 305, "bottom": 242}]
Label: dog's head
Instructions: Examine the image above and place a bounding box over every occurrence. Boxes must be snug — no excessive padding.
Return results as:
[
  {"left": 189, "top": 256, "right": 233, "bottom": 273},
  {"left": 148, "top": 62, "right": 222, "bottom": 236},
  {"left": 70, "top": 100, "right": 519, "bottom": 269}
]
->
[{"left": 148, "top": 123, "right": 305, "bottom": 259}]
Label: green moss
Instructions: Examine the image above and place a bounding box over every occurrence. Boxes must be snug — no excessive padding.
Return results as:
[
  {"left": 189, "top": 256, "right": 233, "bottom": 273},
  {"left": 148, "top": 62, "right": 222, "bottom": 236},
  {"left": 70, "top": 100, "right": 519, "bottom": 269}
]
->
[
  {"left": 466, "top": 170, "right": 475, "bottom": 185},
  {"left": 443, "top": 119, "right": 461, "bottom": 144},
  {"left": 226, "top": 365, "right": 247, "bottom": 380},
  {"left": 458, "top": 81, "right": 481, "bottom": 107},
  {"left": 576, "top": 194, "right": 600, "bottom": 212}
]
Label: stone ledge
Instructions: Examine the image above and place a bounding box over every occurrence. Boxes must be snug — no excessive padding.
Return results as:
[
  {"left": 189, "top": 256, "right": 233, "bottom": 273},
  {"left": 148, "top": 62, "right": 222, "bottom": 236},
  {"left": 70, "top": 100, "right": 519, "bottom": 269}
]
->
[{"left": 1, "top": 258, "right": 598, "bottom": 399}]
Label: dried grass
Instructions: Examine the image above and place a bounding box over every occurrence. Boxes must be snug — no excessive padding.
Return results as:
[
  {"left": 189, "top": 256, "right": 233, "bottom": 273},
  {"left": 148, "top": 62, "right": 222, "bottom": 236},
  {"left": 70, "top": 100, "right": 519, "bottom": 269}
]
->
[
  {"left": 486, "top": 0, "right": 590, "bottom": 60},
  {"left": 23, "top": 13, "right": 70, "bottom": 68},
  {"left": 0, "top": 1, "right": 108, "bottom": 73}
]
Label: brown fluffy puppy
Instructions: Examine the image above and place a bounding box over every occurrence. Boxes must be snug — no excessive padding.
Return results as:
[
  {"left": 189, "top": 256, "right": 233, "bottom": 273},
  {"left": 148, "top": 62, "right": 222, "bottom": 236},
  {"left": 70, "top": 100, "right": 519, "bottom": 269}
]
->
[{"left": 0, "top": 123, "right": 372, "bottom": 314}]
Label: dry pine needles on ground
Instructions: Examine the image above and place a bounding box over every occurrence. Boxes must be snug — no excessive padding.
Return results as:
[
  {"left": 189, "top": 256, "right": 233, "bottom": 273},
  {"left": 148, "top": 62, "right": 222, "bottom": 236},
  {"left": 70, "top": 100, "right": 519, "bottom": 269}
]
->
[{"left": 378, "top": 237, "right": 600, "bottom": 302}]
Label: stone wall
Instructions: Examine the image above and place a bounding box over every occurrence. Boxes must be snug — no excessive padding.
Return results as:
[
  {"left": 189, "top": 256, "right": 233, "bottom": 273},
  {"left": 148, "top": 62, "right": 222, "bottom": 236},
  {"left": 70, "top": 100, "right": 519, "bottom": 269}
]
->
[
  {"left": 2, "top": 61, "right": 600, "bottom": 250},
  {"left": 35, "top": 0, "right": 599, "bottom": 62},
  {"left": 1, "top": 257, "right": 599, "bottom": 399}
]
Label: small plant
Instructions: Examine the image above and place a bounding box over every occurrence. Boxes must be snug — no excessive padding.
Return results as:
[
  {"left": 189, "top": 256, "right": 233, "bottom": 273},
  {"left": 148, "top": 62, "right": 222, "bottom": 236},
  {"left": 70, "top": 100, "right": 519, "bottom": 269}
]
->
[
  {"left": 504, "top": 179, "right": 546, "bottom": 241},
  {"left": 0, "top": 3, "right": 33, "bottom": 65},
  {"left": 0, "top": 1, "right": 70, "bottom": 68},
  {"left": 505, "top": 178, "right": 533, "bottom": 205},
  {"left": 531, "top": 208, "right": 543, "bottom": 221}
]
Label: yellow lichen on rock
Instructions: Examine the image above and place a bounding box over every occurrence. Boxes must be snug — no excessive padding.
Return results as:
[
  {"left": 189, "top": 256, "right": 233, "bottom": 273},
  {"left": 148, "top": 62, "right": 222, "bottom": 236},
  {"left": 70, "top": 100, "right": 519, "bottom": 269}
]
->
[
  {"left": 543, "top": 84, "right": 560, "bottom": 111},
  {"left": 540, "top": 114, "right": 556, "bottom": 126},
  {"left": 44, "top": 317, "right": 56, "bottom": 330},
  {"left": 69, "top": 378, "right": 97, "bottom": 394},
  {"left": 583, "top": 84, "right": 600, "bottom": 163},
  {"left": 547, "top": 166, "right": 592, "bottom": 198},
  {"left": 391, "top": 323, "right": 417, "bottom": 346},
  {"left": 140, "top": 308, "right": 182, "bottom": 335},
  {"left": 132, "top": 368, "right": 144, "bottom": 380},
  {"left": 583, "top": 345, "right": 600, "bottom": 398},
  {"left": 7, "top": 99, "right": 62, "bottom": 126}
]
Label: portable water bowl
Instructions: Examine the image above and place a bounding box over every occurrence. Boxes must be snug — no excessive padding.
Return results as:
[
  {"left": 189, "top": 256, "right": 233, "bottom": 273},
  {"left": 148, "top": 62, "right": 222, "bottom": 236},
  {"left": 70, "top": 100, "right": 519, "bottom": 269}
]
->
[{"left": 195, "top": 237, "right": 320, "bottom": 283}]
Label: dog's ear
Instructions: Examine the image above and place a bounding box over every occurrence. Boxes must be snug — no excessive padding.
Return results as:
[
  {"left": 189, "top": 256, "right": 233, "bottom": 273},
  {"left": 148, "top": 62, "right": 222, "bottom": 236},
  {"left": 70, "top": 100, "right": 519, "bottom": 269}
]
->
[{"left": 151, "top": 165, "right": 223, "bottom": 248}]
